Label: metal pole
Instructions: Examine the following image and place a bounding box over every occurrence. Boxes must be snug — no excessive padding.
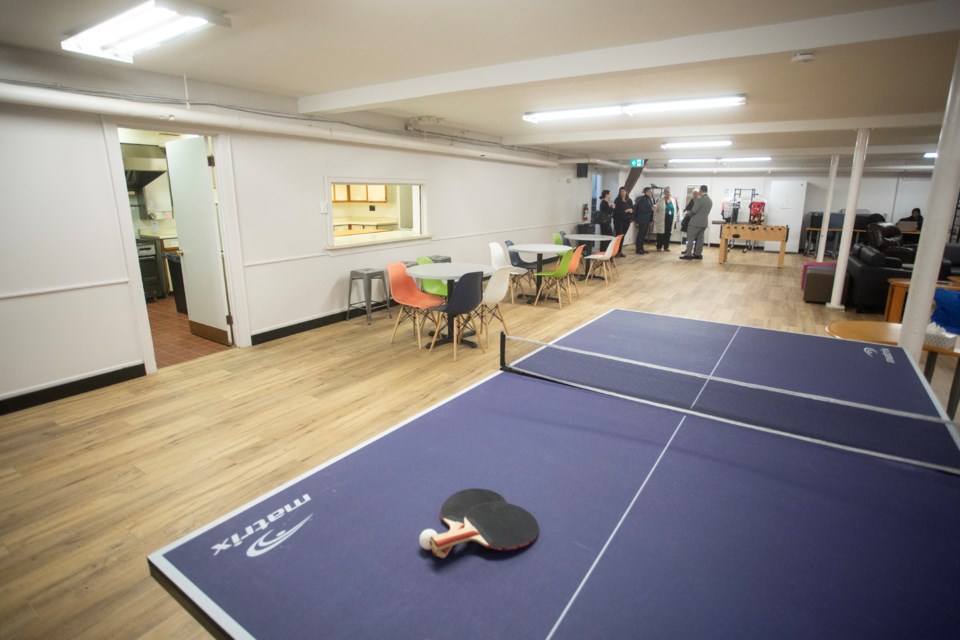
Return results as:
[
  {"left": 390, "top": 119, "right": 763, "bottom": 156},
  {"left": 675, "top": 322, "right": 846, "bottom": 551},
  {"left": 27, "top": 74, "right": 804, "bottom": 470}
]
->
[
  {"left": 827, "top": 129, "right": 870, "bottom": 309},
  {"left": 816, "top": 154, "right": 840, "bottom": 262},
  {"left": 900, "top": 40, "right": 960, "bottom": 361}
]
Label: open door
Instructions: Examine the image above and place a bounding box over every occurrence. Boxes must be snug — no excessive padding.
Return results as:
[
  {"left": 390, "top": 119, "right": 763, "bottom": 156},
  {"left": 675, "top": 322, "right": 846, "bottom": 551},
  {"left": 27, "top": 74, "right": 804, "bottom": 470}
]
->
[{"left": 165, "top": 136, "right": 232, "bottom": 346}]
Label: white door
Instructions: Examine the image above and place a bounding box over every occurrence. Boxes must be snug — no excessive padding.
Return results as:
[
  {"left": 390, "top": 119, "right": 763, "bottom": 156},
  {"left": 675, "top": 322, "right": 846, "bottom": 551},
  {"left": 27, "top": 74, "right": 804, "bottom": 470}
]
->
[
  {"left": 166, "top": 136, "right": 232, "bottom": 345},
  {"left": 764, "top": 180, "right": 807, "bottom": 253}
]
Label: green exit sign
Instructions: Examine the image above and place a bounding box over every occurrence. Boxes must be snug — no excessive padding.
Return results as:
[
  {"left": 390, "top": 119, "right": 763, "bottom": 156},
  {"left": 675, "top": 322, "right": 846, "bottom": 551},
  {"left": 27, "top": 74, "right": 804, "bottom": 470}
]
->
[{"left": 630, "top": 159, "right": 644, "bottom": 167}]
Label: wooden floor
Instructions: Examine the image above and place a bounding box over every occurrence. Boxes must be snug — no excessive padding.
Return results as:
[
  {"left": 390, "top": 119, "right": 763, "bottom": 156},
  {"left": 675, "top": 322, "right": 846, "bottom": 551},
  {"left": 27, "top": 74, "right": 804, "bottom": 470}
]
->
[{"left": 1, "top": 245, "right": 953, "bottom": 638}]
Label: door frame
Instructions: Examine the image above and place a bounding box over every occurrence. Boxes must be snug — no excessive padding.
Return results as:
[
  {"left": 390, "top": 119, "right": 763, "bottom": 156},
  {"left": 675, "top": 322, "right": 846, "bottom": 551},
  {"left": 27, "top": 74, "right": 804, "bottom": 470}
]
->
[{"left": 105, "top": 120, "right": 249, "bottom": 374}]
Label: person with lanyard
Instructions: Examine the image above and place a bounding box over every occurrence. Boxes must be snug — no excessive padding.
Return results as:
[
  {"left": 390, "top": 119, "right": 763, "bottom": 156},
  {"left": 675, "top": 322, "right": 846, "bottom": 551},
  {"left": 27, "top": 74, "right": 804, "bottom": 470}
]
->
[
  {"left": 613, "top": 186, "right": 633, "bottom": 258},
  {"left": 633, "top": 187, "right": 655, "bottom": 255},
  {"left": 653, "top": 187, "right": 679, "bottom": 251}
]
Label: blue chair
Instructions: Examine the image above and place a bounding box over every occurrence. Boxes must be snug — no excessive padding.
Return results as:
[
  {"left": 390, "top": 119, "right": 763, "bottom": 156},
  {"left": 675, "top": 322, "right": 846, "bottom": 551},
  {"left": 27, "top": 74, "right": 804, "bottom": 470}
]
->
[{"left": 426, "top": 271, "right": 485, "bottom": 361}]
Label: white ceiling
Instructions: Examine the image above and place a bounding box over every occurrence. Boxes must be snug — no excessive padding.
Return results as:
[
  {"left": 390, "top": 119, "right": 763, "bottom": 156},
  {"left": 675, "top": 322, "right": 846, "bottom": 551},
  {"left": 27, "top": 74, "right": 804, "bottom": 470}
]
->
[{"left": 0, "top": 0, "right": 958, "bottom": 169}]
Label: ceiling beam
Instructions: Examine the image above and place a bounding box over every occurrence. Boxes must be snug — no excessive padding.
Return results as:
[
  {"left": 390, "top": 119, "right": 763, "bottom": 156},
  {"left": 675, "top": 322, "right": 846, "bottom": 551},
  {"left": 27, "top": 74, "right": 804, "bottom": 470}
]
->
[
  {"left": 502, "top": 114, "right": 944, "bottom": 147},
  {"left": 298, "top": 0, "right": 960, "bottom": 114}
]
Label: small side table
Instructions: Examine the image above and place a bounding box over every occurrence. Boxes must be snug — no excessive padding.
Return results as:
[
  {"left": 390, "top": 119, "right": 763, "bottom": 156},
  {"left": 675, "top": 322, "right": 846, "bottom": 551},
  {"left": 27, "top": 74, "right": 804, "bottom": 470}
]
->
[{"left": 884, "top": 278, "right": 960, "bottom": 323}]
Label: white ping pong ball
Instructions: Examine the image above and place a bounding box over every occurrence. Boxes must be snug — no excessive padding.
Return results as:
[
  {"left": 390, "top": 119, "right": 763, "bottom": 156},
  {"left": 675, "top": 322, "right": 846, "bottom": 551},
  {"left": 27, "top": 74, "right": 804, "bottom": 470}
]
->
[{"left": 419, "top": 528, "right": 437, "bottom": 550}]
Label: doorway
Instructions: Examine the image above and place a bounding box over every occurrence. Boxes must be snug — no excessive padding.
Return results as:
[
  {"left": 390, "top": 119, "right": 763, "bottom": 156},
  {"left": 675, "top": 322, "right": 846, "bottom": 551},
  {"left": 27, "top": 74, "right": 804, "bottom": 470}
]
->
[{"left": 120, "top": 128, "right": 234, "bottom": 368}]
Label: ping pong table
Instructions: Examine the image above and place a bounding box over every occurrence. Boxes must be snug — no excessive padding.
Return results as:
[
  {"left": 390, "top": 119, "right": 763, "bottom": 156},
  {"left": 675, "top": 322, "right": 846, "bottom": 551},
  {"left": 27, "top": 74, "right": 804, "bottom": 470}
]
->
[{"left": 149, "top": 310, "right": 960, "bottom": 639}]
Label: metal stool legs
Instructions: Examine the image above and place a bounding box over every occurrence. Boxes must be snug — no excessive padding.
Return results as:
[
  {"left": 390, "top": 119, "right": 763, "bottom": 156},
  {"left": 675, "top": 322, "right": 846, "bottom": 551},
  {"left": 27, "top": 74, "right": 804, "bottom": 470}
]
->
[{"left": 347, "top": 268, "right": 392, "bottom": 324}]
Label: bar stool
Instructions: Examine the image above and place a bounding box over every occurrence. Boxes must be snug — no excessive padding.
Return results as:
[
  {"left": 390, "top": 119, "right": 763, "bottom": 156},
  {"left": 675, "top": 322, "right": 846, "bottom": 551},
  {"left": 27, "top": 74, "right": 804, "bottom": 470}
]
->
[{"left": 347, "top": 268, "right": 392, "bottom": 324}]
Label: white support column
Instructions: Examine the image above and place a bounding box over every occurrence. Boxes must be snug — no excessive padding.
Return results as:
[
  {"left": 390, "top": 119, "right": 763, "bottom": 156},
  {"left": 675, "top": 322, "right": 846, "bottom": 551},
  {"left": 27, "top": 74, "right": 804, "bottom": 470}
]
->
[
  {"left": 827, "top": 129, "right": 870, "bottom": 309},
  {"left": 816, "top": 154, "right": 840, "bottom": 262},
  {"left": 900, "top": 40, "right": 960, "bottom": 360}
]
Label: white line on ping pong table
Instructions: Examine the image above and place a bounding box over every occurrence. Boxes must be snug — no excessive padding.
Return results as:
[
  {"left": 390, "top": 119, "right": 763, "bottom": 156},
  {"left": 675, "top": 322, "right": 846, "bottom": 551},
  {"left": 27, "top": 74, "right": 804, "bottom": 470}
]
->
[
  {"left": 544, "top": 327, "right": 740, "bottom": 638},
  {"left": 544, "top": 416, "right": 687, "bottom": 640}
]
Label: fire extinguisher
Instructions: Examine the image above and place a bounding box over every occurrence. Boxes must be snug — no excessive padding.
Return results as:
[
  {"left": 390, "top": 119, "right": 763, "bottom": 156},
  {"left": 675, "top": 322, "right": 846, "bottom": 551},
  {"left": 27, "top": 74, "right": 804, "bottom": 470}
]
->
[{"left": 582, "top": 204, "right": 589, "bottom": 221}]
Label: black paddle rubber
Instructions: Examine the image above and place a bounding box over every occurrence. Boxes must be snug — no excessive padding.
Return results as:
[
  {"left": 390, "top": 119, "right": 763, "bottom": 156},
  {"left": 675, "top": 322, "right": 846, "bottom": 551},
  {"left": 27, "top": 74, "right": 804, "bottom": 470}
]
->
[
  {"left": 440, "top": 489, "right": 505, "bottom": 524},
  {"left": 463, "top": 502, "right": 539, "bottom": 551}
]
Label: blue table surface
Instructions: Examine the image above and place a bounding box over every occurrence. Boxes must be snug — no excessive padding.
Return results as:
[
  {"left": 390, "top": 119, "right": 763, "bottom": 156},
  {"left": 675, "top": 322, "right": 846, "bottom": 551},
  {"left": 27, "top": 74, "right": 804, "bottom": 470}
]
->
[{"left": 150, "top": 310, "right": 960, "bottom": 639}]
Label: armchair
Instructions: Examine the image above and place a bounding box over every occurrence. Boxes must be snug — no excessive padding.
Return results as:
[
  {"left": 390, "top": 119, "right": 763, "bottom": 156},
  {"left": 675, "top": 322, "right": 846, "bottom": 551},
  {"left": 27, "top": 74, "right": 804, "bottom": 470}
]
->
[{"left": 865, "top": 222, "right": 916, "bottom": 264}]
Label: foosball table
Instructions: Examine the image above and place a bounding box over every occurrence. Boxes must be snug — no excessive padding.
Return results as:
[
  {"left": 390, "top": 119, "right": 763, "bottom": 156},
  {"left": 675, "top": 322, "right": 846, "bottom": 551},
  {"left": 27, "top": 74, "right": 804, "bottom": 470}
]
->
[{"left": 718, "top": 224, "right": 789, "bottom": 267}]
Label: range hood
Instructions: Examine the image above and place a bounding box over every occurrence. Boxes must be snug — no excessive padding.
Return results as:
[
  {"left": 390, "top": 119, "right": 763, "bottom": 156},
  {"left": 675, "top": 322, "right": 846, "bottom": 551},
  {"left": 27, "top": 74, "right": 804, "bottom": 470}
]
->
[{"left": 121, "top": 144, "right": 167, "bottom": 191}]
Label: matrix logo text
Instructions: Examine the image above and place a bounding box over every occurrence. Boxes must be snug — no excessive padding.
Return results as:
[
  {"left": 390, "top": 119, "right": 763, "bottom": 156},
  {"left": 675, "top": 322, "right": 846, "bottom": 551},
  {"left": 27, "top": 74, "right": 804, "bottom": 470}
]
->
[
  {"left": 211, "top": 493, "right": 312, "bottom": 558},
  {"left": 863, "top": 347, "right": 896, "bottom": 364}
]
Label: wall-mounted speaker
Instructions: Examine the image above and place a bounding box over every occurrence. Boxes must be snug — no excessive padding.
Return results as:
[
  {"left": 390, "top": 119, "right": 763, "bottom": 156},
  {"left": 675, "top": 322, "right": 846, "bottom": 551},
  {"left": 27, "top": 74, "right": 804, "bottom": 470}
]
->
[{"left": 576, "top": 163, "right": 588, "bottom": 178}]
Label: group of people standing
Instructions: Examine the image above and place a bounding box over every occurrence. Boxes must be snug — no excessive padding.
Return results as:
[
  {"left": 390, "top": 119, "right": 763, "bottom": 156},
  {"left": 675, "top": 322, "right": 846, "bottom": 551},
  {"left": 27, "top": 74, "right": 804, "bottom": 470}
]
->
[{"left": 596, "top": 184, "right": 712, "bottom": 259}]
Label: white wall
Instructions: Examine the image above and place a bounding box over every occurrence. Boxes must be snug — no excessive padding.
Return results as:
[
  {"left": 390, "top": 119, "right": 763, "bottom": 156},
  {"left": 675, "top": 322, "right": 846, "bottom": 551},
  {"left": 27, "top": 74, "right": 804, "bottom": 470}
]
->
[
  {"left": 799, "top": 175, "right": 931, "bottom": 219},
  {"left": 0, "top": 103, "right": 584, "bottom": 401},
  {"left": 229, "top": 134, "right": 581, "bottom": 334},
  {"left": 0, "top": 104, "right": 146, "bottom": 399}
]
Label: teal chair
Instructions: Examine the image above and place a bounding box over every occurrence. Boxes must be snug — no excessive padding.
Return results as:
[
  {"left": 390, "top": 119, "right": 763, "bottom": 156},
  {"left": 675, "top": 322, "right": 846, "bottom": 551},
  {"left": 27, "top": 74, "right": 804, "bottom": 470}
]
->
[{"left": 416, "top": 256, "right": 448, "bottom": 297}]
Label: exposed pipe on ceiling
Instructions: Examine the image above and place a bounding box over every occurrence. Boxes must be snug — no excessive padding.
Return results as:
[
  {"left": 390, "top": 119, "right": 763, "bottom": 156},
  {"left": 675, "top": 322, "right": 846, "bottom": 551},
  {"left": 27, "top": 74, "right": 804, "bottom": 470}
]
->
[
  {"left": 557, "top": 158, "right": 629, "bottom": 169},
  {"left": 0, "top": 82, "right": 559, "bottom": 168}
]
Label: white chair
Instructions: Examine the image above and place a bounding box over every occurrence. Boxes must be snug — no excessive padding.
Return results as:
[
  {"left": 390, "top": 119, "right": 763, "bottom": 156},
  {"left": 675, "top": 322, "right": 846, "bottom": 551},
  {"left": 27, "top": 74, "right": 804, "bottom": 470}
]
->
[
  {"left": 489, "top": 241, "right": 532, "bottom": 303},
  {"left": 475, "top": 266, "right": 512, "bottom": 346},
  {"left": 584, "top": 234, "right": 621, "bottom": 285}
]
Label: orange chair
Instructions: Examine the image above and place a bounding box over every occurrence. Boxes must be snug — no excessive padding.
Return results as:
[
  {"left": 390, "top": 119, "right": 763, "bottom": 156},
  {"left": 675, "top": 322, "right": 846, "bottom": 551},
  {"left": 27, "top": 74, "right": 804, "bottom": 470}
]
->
[
  {"left": 387, "top": 262, "right": 444, "bottom": 348},
  {"left": 565, "top": 244, "right": 586, "bottom": 299},
  {"left": 608, "top": 234, "right": 624, "bottom": 279}
]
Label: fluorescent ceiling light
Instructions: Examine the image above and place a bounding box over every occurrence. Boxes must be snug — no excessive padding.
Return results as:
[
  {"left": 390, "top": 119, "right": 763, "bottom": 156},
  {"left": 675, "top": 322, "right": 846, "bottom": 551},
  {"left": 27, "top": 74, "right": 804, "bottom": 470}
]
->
[
  {"left": 668, "top": 158, "right": 719, "bottom": 164},
  {"left": 623, "top": 95, "right": 745, "bottom": 115},
  {"left": 925, "top": 152, "right": 938, "bottom": 159},
  {"left": 523, "top": 95, "right": 745, "bottom": 124},
  {"left": 61, "top": 0, "right": 229, "bottom": 63},
  {"left": 661, "top": 140, "right": 733, "bottom": 150},
  {"left": 720, "top": 157, "right": 772, "bottom": 162},
  {"left": 522, "top": 105, "right": 623, "bottom": 124}
]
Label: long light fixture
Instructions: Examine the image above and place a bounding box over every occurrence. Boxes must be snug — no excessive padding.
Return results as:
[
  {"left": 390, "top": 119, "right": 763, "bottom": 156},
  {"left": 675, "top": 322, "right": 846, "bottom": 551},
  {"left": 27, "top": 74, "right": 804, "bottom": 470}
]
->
[
  {"left": 522, "top": 95, "right": 745, "bottom": 124},
  {"left": 925, "top": 152, "right": 938, "bottom": 159},
  {"left": 623, "top": 95, "right": 745, "bottom": 115},
  {"left": 661, "top": 140, "right": 732, "bottom": 150},
  {"left": 61, "top": 0, "right": 230, "bottom": 63},
  {"left": 668, "top": 158, "right": 719, "bottom": 164},
  {"left": 719, "top": 156, "right": 772, "bottom": 162}
]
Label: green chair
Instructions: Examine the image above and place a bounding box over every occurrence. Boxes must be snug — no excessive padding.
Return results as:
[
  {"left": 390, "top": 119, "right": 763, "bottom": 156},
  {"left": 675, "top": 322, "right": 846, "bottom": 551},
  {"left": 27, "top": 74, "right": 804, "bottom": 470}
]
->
[
  {"left": 534, "top": 249, "right": 575, "bottom": 308},
  {"left": 416, "top": 256, "right": 448, "bottom": 297}
]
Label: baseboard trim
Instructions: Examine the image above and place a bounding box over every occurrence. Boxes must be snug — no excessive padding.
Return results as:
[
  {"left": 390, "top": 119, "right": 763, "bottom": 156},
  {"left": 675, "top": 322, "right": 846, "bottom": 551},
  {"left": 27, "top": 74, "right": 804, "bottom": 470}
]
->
[
  {"left": 251, "top": 310, "right": 351, "bottom": 345},
  {"left": 0, "top": 364, "right": 146, "bottom": 415}
]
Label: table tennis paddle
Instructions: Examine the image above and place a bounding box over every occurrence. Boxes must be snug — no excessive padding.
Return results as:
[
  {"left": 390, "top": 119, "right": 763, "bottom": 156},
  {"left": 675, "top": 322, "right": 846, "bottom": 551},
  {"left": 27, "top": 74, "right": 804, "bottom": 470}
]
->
[
  {"left": 429, "top": 501, "right": 539, "bottom": 558},
  {"left": 440, "top": 488, "right": 505, "bottom": 530},
  {"left": 420, "top": 488, "right": 506, "bottom": 552}
]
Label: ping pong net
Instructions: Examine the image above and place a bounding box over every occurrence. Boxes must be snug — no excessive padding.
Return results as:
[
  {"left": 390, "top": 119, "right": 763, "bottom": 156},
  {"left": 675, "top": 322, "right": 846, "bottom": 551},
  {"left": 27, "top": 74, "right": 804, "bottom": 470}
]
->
[{"left": 500, "top": 334, "right": 960, "bottom": 474}]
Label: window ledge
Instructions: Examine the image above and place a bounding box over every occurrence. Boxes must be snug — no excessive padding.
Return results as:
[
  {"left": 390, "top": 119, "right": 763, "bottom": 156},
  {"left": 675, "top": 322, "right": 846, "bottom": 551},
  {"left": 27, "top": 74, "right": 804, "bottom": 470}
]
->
[{"left": 327, "top": 232, "right": 432, "bottom": 251}]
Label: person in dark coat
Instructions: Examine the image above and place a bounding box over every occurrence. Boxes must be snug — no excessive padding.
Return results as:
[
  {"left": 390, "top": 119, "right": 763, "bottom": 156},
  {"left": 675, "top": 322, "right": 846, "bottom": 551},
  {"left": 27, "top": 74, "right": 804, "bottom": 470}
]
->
[
  {"left": 633, "top": 187, "right": 655, "bottom": 254},
  {"left": 613, "top": 186, "right": 633, "bottom": 257}
]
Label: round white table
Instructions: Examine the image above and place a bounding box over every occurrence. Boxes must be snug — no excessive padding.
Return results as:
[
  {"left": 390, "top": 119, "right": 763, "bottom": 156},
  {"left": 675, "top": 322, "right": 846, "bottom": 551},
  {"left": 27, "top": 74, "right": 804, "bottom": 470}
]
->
[
  {"left": 563, "top": 234, "right": 615, "bottom": 243},
  {"left": 406, "top": 262, "right": 493, "bottom": 347},
  {"left": 507, "top": 244, "right": 572, "bottom": 303},
  {"left": 560, "top": 234, "right": 614, "bottom": 279}
]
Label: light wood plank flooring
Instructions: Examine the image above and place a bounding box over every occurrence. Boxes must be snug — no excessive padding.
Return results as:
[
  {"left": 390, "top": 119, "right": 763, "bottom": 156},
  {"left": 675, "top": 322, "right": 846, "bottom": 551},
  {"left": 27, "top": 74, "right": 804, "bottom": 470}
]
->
[{"left": 1, "top": 246, "right": 951, "bottom": 638}]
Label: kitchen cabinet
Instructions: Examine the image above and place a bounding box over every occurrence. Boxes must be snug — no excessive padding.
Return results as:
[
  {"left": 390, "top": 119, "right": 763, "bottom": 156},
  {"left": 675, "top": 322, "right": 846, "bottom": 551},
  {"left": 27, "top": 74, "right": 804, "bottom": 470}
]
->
[{"left": 332, "top": 183, "right": 387, "bottom": 203}]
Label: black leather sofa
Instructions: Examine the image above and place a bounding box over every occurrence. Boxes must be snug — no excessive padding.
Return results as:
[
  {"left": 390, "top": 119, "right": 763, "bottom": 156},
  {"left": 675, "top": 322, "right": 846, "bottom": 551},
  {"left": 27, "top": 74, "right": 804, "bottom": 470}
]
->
[
  {"left": 846, "top": 243, "right": 952, "bottom": 312},
  {"left": 943, "top": 244, "right": 960, "bottom": 277},
  {"left": 846, "top": 244, "right": 912, "bottom": 312},
  {"left": 865, "top": 222, "right": 916, "bottom": 264}
]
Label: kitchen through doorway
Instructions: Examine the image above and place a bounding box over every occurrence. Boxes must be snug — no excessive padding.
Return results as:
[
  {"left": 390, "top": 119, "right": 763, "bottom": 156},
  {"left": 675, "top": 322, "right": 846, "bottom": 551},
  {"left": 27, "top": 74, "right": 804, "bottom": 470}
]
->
[{"left": 121, "top": 128, "right": 234, "bottom": 368}]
